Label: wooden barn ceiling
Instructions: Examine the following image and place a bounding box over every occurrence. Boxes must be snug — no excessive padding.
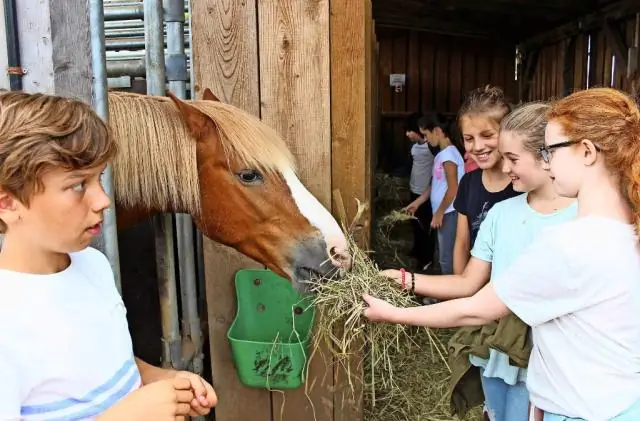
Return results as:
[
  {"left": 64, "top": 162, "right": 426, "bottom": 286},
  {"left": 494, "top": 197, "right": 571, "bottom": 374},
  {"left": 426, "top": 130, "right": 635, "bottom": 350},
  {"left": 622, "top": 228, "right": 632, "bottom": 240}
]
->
[{"left": 372, "top": 0, "right": 622, "bottom": 41}]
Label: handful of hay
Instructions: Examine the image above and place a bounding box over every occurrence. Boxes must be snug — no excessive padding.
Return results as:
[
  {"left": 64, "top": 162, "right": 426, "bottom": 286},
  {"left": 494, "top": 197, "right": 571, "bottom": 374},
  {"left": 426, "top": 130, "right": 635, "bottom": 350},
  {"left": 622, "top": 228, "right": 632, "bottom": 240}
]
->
[{"left": 304, "top": 200, "right": 478, "bottom": 420}]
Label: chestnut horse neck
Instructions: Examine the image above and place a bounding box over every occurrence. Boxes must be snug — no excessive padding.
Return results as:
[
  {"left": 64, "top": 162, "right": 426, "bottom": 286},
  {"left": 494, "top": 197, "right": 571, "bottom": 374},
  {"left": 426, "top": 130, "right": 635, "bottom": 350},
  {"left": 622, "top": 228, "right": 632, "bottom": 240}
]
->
[{"left": 106, "top": 91, "right": 296, "bottom": 217}]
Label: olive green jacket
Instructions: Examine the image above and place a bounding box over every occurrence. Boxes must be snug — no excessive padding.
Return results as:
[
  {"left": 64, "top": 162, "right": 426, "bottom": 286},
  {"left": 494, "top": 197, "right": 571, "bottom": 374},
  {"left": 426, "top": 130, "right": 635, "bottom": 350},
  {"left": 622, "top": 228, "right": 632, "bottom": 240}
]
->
[{"left": 446, "top": 312, "right": 532, "bottom": 418}]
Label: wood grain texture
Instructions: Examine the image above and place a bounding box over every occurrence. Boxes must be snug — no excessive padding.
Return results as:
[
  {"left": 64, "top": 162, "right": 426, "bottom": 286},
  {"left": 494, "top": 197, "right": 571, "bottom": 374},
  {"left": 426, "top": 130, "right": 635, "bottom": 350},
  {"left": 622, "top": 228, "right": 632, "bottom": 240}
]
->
[
  {"left": 190, "top": 1, "right": 271, "bottom": 420},
  {"left": 257, "top": 1, "right": 333, "bottom": 420},
  {"left": 16, "top": 0, "right": 92, "bottom": 102}
]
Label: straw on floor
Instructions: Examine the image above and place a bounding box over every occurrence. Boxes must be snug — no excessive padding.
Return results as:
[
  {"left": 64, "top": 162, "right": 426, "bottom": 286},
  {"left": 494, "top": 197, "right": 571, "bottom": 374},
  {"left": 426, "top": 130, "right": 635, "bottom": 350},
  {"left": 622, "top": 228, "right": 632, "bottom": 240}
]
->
[{"left": 305, "top": 200, "right": 482, "bottom": 421}]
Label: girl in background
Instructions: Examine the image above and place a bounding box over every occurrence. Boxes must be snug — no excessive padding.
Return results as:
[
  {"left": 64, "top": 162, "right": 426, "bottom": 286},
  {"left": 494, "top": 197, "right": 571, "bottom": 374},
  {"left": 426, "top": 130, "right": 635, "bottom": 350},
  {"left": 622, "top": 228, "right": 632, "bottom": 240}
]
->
[
  {"left": 406, "top": 112, "right": 464, "bottom": 275},
  {"left": 365, "top": 102, "right": 577, "bottom": 421},
  {"left": 404, "top": 114, "right": 437, "bottom": 272},
  {"left": 453, "top": 86, "right": 522, "bottom": 275}
]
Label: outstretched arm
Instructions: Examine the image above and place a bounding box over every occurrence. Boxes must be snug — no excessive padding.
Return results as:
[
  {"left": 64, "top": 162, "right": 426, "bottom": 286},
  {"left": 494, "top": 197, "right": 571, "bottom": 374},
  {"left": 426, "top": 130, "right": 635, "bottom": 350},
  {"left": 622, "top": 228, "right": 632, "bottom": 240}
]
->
[
  {"left": 363, "top": 281, "right": 509, "bottom": 328},
  {"left": 383, "top": 255, "right": 491, "bottom": 300}
]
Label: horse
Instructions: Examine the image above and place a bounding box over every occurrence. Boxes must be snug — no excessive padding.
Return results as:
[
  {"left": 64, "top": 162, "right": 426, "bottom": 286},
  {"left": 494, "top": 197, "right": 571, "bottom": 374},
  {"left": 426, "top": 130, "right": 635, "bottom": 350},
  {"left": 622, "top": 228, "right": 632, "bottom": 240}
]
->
[{"left": 106, "top": 89, "right": 351, "bottom": 290}]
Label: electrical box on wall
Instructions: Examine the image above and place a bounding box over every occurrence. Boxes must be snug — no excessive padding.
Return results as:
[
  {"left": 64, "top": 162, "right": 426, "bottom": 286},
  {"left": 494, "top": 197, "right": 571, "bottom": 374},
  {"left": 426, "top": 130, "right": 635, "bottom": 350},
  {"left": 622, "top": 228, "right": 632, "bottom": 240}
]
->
[{"left": 389, "top": 73, "right": 406, "bottom": 93}]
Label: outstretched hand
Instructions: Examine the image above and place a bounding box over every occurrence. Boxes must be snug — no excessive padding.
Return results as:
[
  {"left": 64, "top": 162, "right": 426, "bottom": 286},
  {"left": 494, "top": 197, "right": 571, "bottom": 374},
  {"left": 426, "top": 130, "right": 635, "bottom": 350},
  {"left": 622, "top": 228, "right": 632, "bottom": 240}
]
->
[{"left": 362, "top": 294, "right": 398, "bottom": 322}]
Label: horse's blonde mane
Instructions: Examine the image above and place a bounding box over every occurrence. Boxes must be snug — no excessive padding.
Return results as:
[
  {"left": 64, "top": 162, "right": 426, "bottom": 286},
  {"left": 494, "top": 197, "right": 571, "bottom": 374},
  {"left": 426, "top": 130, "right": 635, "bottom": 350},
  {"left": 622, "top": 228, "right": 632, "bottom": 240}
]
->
[{"left": 107, "top": 91, "right": 295, "bottom": 215}]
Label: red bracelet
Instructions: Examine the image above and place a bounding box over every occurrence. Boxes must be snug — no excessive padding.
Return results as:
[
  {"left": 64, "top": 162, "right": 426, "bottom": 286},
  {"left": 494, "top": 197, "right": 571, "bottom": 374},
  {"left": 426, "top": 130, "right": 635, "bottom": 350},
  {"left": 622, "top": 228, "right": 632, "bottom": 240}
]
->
[{"left": 400, "top": 268, "right": 406, "bottom": 290}]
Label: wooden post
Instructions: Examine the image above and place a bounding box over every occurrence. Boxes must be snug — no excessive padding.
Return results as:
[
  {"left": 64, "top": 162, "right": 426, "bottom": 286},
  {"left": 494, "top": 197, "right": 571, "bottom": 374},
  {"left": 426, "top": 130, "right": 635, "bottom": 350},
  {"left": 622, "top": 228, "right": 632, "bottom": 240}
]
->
[
  {"left": 190, "top": 1, "right": 272, "bottom": 421},
  {"left": 15, "top": 0, "right": 93, "bottom": 101}
]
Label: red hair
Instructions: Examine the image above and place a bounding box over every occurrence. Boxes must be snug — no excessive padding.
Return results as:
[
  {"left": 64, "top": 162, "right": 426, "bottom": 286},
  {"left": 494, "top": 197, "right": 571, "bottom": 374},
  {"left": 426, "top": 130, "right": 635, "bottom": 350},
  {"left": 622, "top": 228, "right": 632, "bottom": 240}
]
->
[{"left": 548, "top": 87, "right": 640, "bottom": 229}]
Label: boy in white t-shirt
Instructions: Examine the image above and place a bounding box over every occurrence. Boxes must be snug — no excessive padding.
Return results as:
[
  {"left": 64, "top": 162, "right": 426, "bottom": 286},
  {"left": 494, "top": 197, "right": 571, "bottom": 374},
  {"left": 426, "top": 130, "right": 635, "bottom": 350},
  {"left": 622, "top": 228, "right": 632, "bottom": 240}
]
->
[{"left": 0, "top": 91, "right": 217, "bottom": 421}]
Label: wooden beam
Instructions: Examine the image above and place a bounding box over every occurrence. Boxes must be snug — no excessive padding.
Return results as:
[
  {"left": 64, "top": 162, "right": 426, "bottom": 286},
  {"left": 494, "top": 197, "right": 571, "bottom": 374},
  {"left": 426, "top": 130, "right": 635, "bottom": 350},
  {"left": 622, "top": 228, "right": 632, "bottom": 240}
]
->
[
  {"left": 375, "top": 19, "right": 501, "bottom": 40},
  {"left": 257, "top": 1, "right": 334, "bottom": 419},
  {"left": 520, "top": 48, "right": 540, "bottom": 101},
  {"left": 564, "top": 35, "right": 578, "bottom": 96},
  {"left": 15, "top": 0, "right": 92, "bottom": 99},
  {"left": 190, "top": 1, "right": 272, "bottom": 421},
  {"left": 523, "top": 0, "right": 640, "bottom": 49},
  {"left": 604, "top": 17, "right": 630, "bottom": 71},
  {"left": 330, "top": 1, "right": 372, "bottom": 418}
]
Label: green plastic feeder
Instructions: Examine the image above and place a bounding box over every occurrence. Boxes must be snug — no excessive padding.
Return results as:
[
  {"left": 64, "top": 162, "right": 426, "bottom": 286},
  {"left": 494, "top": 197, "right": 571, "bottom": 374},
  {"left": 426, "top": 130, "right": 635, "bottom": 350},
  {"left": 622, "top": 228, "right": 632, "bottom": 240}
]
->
[{"left": 227, "top": 269, "right": 316, "bottom": 390}]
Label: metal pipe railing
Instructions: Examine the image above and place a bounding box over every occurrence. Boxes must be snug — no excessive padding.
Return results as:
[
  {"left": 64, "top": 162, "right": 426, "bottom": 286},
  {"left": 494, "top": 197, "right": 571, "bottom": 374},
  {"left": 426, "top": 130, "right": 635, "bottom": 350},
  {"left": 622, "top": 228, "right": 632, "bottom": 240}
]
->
[
  {"left": 89, "top": 0, "right": 123, "bottom": 294},
  {"left": 104, "top": 4, "right": 144, "bottom": 21},
  {"left": 144, "top": 0, "right": 183, "bottom": 371},
  {"left": 165, "top": 0, "right": 205, "bottom": 400}
]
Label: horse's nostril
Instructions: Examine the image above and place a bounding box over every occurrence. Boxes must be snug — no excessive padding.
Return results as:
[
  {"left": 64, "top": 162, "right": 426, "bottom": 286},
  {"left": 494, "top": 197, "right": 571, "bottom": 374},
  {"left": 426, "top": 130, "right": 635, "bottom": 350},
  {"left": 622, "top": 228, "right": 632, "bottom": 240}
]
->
[{"left": 329, "top": 246, "right": 352, "bottom": 268}]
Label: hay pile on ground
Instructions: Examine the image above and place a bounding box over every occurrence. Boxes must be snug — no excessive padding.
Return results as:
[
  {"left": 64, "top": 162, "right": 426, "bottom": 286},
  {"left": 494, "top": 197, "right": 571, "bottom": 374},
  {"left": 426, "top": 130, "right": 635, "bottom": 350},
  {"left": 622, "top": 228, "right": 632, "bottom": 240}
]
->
[{"left": 305, "top": 196, "right": 482, "bottom": 421}]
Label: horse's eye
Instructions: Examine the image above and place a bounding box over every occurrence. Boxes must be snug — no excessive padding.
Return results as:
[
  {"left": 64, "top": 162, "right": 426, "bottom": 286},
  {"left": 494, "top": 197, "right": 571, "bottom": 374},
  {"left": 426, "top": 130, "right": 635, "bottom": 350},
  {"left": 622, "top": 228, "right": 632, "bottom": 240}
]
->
[{"left": 237, "top": 169, "right": 263, "bottom": 184}]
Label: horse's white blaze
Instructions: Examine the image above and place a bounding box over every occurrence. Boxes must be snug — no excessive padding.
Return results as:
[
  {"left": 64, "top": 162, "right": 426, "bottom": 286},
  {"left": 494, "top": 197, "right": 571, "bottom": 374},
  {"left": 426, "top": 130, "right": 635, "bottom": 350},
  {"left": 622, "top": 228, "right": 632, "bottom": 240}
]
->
[{"left": 282, "top": 169, "right": 349, "bottom": 262}]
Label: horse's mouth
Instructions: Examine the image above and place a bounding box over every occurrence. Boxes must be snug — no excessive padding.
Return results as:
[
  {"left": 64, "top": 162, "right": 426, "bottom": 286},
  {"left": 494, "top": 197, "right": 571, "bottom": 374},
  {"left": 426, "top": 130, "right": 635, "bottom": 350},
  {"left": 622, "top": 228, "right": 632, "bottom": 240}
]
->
[{"left": 295, "top": 266, "right": 323, "bottom": 283}]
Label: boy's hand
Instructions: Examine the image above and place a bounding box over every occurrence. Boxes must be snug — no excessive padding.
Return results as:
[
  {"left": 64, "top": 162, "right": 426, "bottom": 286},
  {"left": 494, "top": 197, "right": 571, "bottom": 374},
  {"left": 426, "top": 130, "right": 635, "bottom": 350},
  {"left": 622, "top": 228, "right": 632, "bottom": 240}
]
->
[
  {"left": 97, "top": 377, "right": 194, "bottom": 421},
  {"left": 175, "top": 371, "right": 218, "bottom": 416}
]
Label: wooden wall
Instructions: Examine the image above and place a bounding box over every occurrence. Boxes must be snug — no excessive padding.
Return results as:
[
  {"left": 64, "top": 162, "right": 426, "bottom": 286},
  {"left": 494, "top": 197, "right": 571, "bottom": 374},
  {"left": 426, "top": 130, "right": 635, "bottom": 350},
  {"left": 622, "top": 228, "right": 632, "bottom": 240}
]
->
[
  {"left": 525, "top": 14, "right": 640, "bottom": 100},
  {"left": 375, "top": 27, "right": 517, "bottom": 173},
  {"left": 190, "top": 0, "right": 377, "bottom": 420}
]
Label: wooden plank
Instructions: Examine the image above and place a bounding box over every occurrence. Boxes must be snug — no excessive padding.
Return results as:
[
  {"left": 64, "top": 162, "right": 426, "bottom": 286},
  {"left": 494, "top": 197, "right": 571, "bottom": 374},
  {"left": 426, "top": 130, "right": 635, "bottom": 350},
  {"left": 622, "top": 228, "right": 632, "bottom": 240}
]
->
[
  {"left": 476, "top": 46, "right": 491, "bottom": 88},
  {"left": 419, "top": 33, "right": 436, "bottom": 111},
  {"left": 460, "top": 40, "right": 477, "bottom": 102},
  {"left": 538, "top": 48, "right": 546, "bottom": 100},
  {"left": 491, "top": 47, "right": 506, "bottom": 97},
  {"left": 595, "top": 30, "right": 607, "bottom": 87},
  {"left": 503, "top": 45, "right": 518, "bottom": 101},
  {"left": 257, "top": 1, "right": 333, "bottom": 419},
  {"left": 604, "top": 18, "right": 630, "bottom": 72},
  {"left": 563, "top": 36, "right": 576, "bottom": 96},
  {"left": 190, "top": 1, "right": 272, "bottom": 421},
  {"left": 434, "top": 34, "right": 450, "bottom": 111},
  {"left": 330, "top": 2, "right": 371, "bottom": 419},
  {"left": 15, "top": 0, "right": 92, "bottom": 99},
  {"left": 604, "top": 31, "right": 614, "bottom": 87},
  {"left": 622, "top": 17, "right": 636, "bottom": 92},
  {"left": 407, "top": 30, "right": 421, "bottom": 111},
  {"left": 378, "top": 28, "right": 394, "bottom": 113},
  {"left": 449, "top": 38, "right": 463, "bottom": 112},
  {"left": 573, "top": 33, "right": 586, "bottom": 91},
  {"left": 392, "top": 30, "right": 408, "bottom": 111}
]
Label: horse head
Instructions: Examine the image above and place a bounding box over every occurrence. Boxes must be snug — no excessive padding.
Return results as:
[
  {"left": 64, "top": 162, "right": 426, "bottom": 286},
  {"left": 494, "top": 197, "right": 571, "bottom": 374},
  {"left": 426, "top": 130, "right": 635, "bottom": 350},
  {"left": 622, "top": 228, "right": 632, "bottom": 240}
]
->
[{"left": 165, "top": 89, "right": 351, "bottom": 291}]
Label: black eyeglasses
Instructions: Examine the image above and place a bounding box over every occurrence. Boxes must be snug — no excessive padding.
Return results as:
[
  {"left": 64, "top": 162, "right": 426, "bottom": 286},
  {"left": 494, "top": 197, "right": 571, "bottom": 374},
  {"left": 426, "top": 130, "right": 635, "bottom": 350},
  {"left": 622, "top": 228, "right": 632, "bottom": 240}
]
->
[{"left": 538, "top": 140, "right": 580, "bottom": 164}]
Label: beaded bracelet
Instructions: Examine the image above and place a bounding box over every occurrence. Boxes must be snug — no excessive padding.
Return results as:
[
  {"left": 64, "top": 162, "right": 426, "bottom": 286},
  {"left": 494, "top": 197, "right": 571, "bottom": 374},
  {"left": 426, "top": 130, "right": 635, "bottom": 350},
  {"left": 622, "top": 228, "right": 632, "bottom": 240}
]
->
[{"left": 400, "top": 268, "right": 406, "bottom": 290}]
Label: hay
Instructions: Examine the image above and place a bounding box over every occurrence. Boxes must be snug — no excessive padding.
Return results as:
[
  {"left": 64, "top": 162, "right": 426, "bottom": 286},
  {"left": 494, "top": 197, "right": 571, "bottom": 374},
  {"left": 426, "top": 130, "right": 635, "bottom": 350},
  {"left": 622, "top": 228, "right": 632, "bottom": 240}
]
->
[{"left": 305, "top": 199, "right": 483, "bottom": 421}]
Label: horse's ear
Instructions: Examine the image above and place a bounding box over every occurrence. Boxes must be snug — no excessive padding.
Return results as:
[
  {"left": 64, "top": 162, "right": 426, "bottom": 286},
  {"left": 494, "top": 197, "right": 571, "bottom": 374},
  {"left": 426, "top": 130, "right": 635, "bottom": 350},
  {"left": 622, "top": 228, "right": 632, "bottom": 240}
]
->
[
  {"left": 202, "top": 88, "right": 220, "bottom": 102},
  {"left": 167, "top": 91, "right": 210, "bottom": 139}
]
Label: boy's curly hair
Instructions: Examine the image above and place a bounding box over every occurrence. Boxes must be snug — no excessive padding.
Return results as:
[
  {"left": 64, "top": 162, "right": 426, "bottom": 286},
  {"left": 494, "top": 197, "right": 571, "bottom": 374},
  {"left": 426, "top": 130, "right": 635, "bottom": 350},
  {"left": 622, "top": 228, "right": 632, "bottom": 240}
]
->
[{"left": 0, "top": 91, "right": 118, "bottom": 232}]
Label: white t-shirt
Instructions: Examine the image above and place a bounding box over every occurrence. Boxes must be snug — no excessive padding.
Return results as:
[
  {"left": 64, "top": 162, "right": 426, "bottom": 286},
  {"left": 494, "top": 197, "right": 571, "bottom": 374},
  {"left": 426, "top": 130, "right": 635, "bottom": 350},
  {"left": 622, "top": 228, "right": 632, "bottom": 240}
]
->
[
  {"left": 409, "top": 142, "right": 434, "bottom": 195},
  {"left": 493, "top": 216, "right": 640, "bottom": 421},
  {"left": 430, "top": 145, "right": 465, "bottom": 214},
  {"left": 0, "top": 247, "right": 141, "bottom": 421}
]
